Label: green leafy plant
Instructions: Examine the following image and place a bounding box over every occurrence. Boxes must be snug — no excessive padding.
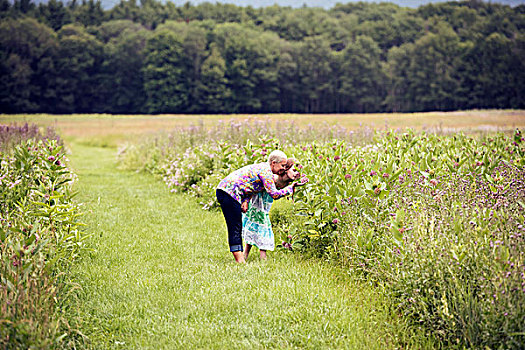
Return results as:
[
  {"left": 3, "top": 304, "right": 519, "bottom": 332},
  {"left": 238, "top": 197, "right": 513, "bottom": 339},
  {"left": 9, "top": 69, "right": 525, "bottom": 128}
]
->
[{"left": 1, "top": 138, "right": 86, "bottom": 349}]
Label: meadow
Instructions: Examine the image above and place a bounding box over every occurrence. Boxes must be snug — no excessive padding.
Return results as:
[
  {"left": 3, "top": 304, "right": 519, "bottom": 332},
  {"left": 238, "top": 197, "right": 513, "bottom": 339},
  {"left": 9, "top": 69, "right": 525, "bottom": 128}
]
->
[
  {"left": 1, "top": 110, "right": 524, "bottom": 349},
  {"left": 1, "top": 110, "right": 524, "bottom": 147},
  {"left": 114, "top": 111, "right": 525, "bottom": 348}
]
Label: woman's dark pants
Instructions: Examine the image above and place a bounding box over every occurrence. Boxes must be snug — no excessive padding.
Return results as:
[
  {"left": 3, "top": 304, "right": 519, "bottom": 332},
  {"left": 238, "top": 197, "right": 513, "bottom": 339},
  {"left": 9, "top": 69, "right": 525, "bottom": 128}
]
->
[{"left": 216, "top": 189, "right": 243, "bottom": 252}]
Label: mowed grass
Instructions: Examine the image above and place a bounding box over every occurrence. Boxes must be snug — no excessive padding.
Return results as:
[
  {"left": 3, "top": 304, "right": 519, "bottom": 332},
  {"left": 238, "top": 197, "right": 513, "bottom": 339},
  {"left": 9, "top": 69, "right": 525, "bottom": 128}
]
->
[
  {"left": 67, "top": 143, "right": 434, "bottom": 349},
  {"left": 2, "top": 110, "right": 524, "bottom": 147}
]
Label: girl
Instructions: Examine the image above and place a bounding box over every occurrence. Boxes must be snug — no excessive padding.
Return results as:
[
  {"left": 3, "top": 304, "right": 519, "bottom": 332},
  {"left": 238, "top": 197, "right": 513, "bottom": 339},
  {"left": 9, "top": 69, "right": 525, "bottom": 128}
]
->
[{"left": 242, "top": 159, "right": 303, "bottom": 260}]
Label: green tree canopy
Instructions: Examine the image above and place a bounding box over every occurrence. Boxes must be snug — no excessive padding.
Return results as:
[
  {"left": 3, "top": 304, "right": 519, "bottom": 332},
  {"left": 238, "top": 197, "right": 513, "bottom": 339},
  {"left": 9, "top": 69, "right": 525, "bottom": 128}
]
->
[{"left": 0, "top": 0, "right": 524, "bottom": 113}]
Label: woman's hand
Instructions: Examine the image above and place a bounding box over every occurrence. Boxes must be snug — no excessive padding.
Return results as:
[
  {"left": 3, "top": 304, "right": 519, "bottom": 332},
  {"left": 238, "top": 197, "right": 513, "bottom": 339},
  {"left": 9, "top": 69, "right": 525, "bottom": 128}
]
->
[{"left": 241, "top": 201, "right": 249, "bottom": 213}]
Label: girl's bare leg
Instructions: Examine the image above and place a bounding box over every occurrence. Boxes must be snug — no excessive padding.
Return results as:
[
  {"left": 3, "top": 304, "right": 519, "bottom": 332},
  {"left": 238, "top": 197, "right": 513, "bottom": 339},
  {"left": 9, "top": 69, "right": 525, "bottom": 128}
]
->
[
  {"left": 244, "top": 244, "right": 252, "bottom": 260},
  {"left": 260, "top": 250, "right": 267, "bottom": 260},
  {"left": 232, "top": 251, "right": 245, "bottom": 263}
]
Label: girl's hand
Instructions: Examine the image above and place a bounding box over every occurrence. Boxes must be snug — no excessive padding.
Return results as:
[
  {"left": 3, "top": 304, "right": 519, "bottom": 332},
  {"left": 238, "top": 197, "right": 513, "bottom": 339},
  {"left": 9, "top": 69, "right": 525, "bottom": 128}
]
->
[
  {"left": 295, "top": 176, "right": 309, "bottom": 187},
  {"left": 241, "top": 201, "right": 249, "bottom": 213}
]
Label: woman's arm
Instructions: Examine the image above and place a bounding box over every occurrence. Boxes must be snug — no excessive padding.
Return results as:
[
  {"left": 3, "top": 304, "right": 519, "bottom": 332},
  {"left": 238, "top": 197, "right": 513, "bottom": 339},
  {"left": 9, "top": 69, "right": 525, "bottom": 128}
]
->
[{"left": 259, "top": 168, "right": 294, "bottom": 199}]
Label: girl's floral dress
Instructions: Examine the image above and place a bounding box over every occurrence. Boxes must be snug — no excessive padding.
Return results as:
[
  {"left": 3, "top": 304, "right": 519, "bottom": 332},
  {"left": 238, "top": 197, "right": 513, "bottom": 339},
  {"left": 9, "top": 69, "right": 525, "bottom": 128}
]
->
[{"left": 242, "top": 191, "right": 275, "bottom": 251}]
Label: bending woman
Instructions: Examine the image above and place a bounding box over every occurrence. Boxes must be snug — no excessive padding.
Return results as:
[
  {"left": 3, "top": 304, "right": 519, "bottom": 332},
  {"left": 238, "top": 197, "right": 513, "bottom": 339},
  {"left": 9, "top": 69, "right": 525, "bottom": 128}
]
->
[{"left": 216, "top": 150, "right": 297, "bottom": 263}]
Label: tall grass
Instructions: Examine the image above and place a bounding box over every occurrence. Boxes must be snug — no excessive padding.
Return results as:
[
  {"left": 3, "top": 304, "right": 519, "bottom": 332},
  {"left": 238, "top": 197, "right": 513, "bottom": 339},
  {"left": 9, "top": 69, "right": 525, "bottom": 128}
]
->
[
  {"left": 0, "top": 123, "right": 62, "bottom": 153},
  {"left": 0, "top": 124, "right": 85, "bottom": 348},
  {"left": 117, "top": 118, "right": 377, "bottom": 172}
]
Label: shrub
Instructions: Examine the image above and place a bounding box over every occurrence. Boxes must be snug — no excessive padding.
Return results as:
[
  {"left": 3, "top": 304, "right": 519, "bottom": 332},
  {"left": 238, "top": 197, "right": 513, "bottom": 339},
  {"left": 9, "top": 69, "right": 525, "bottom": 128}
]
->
[
  {"left": 291, "top": 130, "right": 525, "bottom": 348},
  {"left": 0, "top": 137, "right": 85, "bottom": 348}
]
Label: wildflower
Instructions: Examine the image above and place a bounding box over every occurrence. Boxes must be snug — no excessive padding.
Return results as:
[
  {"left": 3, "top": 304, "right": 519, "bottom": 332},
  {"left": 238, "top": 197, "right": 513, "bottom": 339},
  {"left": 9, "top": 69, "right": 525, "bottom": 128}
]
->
[
  {"left": 383, "top": 173, "right": 389, "bottom": 178},
  {"left": 430, "top": 179, "right": 438, "bottom": 186},
  {"left": 370, "top": 171, "right": 377, "bottom": 176},
  {"left": 299, "top": 175, "right": 309, "bottom": 185},
  {"left": 374, "top": 187, "right": 381, "bottom": 195},
  {"left": 48, "top": 155, "right": 55, "bottom": 162},
  {"left": 8, "top": 179, "right": 21, "bottom": 188},
  {"left": 333, "top": 218, "right": 339, "bottom": 224},
  {"left": 334, "top": 155, "right": 341, "bottom": 161},
  {"left": 345, "top": 174, "right": 352, "bottom": 180}
]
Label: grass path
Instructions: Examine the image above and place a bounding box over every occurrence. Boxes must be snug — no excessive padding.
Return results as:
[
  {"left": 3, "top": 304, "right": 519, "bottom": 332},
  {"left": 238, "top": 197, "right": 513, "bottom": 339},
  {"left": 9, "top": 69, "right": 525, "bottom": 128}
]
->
[{"left": 67, "top": 143, "right": 432, "bottom": 349}]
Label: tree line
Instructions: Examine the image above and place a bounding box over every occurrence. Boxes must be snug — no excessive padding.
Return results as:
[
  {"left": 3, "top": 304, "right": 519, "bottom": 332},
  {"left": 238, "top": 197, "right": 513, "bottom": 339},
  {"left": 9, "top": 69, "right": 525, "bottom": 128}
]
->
[{"left": 1, "top": 0, "right": 524, "bottom": 114}]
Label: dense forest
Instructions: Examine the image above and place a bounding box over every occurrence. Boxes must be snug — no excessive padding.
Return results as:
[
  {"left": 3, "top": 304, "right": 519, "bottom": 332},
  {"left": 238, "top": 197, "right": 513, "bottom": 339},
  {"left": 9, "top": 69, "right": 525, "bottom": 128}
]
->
[{"left": 1, "top": 0, "right": 524, "bottom": 114}]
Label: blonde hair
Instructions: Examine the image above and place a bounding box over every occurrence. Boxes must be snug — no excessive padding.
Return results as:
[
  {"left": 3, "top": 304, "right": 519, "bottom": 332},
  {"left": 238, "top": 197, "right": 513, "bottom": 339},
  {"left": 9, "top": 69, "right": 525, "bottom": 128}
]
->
[{"left": 268, "top": 150, "right": 287, "bottom": 164}]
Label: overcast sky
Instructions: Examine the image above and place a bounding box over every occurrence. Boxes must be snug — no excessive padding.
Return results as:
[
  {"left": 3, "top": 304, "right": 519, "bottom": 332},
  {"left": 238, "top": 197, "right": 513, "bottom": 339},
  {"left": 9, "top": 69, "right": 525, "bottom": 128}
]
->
[
  {"left": 29, "top": 0, "right": 525, "bottom": 10},
  {"left": 164, "top": 0, "right": 524, "bottom": 8}
]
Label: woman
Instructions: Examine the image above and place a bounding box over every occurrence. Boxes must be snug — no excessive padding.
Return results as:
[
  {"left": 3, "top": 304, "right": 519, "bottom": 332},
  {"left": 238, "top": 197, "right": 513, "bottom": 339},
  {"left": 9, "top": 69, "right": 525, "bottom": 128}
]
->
[{"left": 216, "top": 151, "right": 303, "bottom": 263}]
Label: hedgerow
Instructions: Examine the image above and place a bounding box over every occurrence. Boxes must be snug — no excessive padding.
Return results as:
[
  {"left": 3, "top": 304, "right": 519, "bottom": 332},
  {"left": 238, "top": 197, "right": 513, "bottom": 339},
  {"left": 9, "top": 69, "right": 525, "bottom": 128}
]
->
[{"left": 0, "top": 124, "right": 86, "bottom": 348}]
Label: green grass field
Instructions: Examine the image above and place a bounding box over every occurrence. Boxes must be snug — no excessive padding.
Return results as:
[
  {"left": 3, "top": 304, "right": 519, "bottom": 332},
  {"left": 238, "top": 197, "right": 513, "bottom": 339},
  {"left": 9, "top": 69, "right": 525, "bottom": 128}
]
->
[{"left": 66, "top": 142, "right": 435, "bottom": 349}]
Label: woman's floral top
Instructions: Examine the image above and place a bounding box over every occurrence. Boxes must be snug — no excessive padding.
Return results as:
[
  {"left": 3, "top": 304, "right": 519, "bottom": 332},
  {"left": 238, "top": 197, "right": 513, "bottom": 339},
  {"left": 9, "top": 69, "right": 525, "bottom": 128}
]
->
[{"left": 217, "top": 162, "right": 294, "bottom": 205}]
